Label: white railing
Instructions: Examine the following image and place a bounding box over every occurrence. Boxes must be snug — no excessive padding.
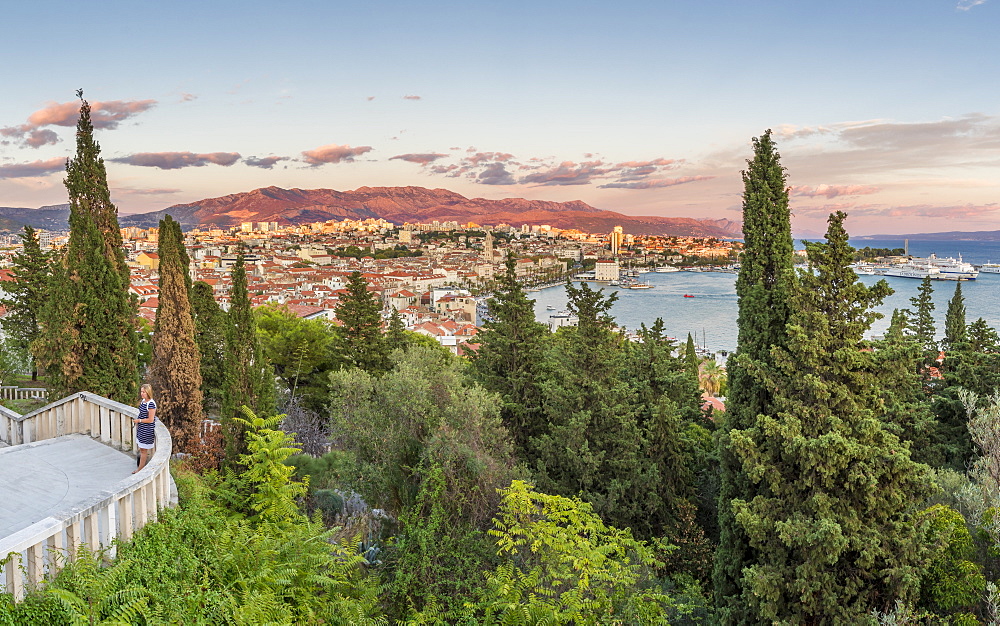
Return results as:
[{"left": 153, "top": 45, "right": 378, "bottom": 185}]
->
[
  {"left": 0, "top": 386, "right": 49, "bottom": 402},
  {"left": 0, "top": 392, "right": 174, "bottom": 601}
]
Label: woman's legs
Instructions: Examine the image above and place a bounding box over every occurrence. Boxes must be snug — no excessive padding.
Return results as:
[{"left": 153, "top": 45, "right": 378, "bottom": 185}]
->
[{"left": 134, "top": 447, "right": 150, "bottom": 473}]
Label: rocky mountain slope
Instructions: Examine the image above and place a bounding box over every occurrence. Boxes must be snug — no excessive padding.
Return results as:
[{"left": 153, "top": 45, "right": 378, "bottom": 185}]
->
[{"left": 2, "top": 187, "right": 743, "bottom": 238}]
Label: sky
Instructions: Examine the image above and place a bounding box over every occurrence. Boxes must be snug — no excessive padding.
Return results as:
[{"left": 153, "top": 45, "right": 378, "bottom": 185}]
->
[{"left": 1, "top": 0, "right": 998, "bottom": 237}]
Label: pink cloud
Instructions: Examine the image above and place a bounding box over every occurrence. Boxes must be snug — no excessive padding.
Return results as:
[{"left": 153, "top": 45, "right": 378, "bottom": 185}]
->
[
  {"left": 614, "top": 158, "right": 678, "bottom": 168},
  {"left": 301, "top": 144, "right": 373, "bottom": 165},
  {"left": 2, "top": 98, "right": 157, "bottom": 148},
  {"left": 112, "top": 152, "right": 241, "bottom": 169},
  {"left": 464, "top": 151, "right": 515, "bottom": 166},
  {"left": 390, "top": 153, "right": 448, "bottom": 165},
  {"left": 0, "top": 157, "right": 65, "bottom": 179},
  {"left": 599, "top": 175, "right": 714, "bottom": 189},
  {"left": 790, "top": 184, "right": 881, "bottom": 199},
  {"left": 520, "top": 160, "right": 614, "bottom": 186},
  {"left": 403, "top": 95, "right": 422, "bottom": 100},
  {"left": 26, "top": 99, "right": 156, "bottom": 129},
  {"left": 113, "top": 187, "right": 182, "bottom": 196}
]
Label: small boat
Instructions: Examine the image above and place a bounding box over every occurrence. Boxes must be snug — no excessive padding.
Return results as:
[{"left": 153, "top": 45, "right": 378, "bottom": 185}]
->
[
  {"left": 628, "top": 282, "right": 653, "bottom": 289},
  {"left": 546, "top": 305, "right": 555, "bottom": 310},
  {"left": 683, "top": 294, "right": 695, "bottom": 298}
]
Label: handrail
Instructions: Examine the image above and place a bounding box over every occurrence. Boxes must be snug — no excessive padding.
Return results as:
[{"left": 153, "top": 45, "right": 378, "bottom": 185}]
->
[
  {"left": 1, "top": 391, "right": 140, "bottom": 453},
  {"left": 0, "top": 393, "right": 174, "bottom": 601}
]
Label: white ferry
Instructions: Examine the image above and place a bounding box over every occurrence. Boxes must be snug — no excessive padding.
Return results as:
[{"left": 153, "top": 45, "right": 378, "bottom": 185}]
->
[
  {"left": 911, "top": 253, "right": 978, "bottom": 280},
  {"left": 979, "top": 262, "right": 1000, "bottom": 274},
  {"left": 882, "top": 262, "right": 947, "bottom": 280},
  {"left": 626, "top": 281, "right": 654, "bottom": 289},
  {"left": 654, "top": 265, "right": 680, "bottom": 273}
]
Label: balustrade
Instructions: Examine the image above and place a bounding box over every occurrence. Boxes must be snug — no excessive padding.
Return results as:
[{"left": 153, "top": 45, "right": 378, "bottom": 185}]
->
[{"left": 0, "top": 392, "right": 173, "bottom": 600}]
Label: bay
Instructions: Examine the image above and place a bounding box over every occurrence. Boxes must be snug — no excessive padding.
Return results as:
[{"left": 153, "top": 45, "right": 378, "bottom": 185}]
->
[{"left": 532, "top": 239, "right": 1000, "bottom": 355}]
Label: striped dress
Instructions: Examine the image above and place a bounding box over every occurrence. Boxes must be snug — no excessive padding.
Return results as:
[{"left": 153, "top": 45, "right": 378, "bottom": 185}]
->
[{"left": 137, "top": 399, "right": 156, "bottom": 447}]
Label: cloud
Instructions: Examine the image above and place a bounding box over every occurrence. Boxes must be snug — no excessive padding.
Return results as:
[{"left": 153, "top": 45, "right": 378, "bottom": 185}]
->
[
  {"left": 112, "top": 152, "right": 241, "bottom": 169},
  {"left": 1, "top": 98, "right": 157, "bottom": 148},
  {"left": 790, "top": 184, "right": 881, "bottom": 199},
  {"left": 113, "top": 187, "right": 182, "bottom": 196},
  {"left": 403, "top": 95, "right": 421, "bottom": 100},
  {"left": 390, "top": 153, "right": 448, "bottom": 165},
  {"left": 301, "top": 144, "right": 372, "bottom": 165},
  {"left": 599, "top": 176, "right": 714, "bottom": 189},
  {"left": 465, "top": 151, "right": 515, "bottom": 166},
  {"left": 30, "top": 99, "right": 156, "bottom": 129},
  {"left": 519, "top": 160, "right": 614, "bottom": 186},
  {"left": 793, "top": 201, "right": 1000, "bottom": 221},
  {"left": 0, "top": 157, "right": 65, "bottom": 179},
  {"left": 244, "top": 155, "right": 289, "bottom": 169},
  {"left": 25, "top": 129, "right": 60, "bottom": 148},
  {"left": 366, "top": 96, "right": 376, "bottom": 101},
  {"left": 478, "top": 163, "right": 517, "bottom": 185},
  {"left": 957, "top": 0, "right": 987, "bottom": 10},
  {"left": 180, "top": 93, "right": 197, "bottom": 102}
]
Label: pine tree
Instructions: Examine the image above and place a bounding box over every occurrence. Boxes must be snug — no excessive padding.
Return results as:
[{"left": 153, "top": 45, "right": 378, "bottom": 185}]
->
[
  {"left": 33, "top": 92, "right": 138, "bottom": 403},
  {"left": 150, "top": 215, "right": 204, "bottom": 451},
  {"left": 714, "top": 129, "right": 796, "bottom": 622},
  {"left": 335, "top": 271, "right": 388, "bottom": 373},
  {"left": 468, "top": 255, "right": 549, "bottom": 451},
  {"left": 729, "top": 212, "right": 931, "bottom": 621},
  {"left": 0, "top": 226, "right": 51, "bottom": 379},
  {"left": 221, "top": 251, "right": 276, "bottom": 464},
  {"left": 191, "top": 280, "right": 227, "bottom": 410},
  {"left": 942, "top": 281, "right": 967, "bottom": 352}
]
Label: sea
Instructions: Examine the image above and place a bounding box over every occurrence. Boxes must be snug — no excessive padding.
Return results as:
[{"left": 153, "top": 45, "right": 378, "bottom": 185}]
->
[{"left": 531, "top": 239, "right": 1000, "bottom": 355}]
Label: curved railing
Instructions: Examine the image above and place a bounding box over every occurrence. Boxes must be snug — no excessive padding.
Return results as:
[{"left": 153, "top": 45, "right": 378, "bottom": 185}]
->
[{"left": 0, "top": 392, "right": 174, "bottom": 600}]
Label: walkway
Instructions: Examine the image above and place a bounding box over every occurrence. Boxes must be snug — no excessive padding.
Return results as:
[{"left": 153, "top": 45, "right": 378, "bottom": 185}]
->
[{"left": 0, "top": 434, "right": 135, "bottom": 538}]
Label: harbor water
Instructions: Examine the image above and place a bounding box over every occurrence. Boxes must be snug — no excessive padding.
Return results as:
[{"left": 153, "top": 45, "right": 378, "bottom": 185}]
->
[{"left": 532, "top": 239, "right": 1000, "bottom": 354}]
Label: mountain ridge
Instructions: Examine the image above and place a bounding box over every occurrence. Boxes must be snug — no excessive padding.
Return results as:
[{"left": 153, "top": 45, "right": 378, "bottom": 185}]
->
[{"left": 1, "top": 187, "right": 743, "bottom": 238}]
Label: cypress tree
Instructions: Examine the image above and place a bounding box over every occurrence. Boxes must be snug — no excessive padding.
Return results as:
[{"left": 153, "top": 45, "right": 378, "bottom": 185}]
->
[
  {"left": 150, "top": 215, "right": 204, "bottom": 452},
  {"left": 386, "top": 306, "right": 408, "bottom": 351},
  {"left": 714, "top": 129, "right": 796, "bottom": 622},
  {"left": 0, "top": 226, "right": 51, "bottom": 379},
  {"left": 531, "top": 281, "right": 650, "bottom": 533},
  {"left": 468, "top": 255, "right": 549, "bottom": 451},
  {"left": 968, "top": 318, "right": 1000, "bottom": 353},
  {"left": 909, "top": 276, "right": 937, "bottom": 358},
  {"left": 335, "top": 271, "right": 388, "bottom": 373},
  {"left": 191, "top": 280, "right": 227, "bottom": 410},
  {"left": 730, "top": 212, "right": 931, "bottom": 621},
  {"left": 221, "top": 251, "right": 276, "bottom": 464},
  {"left": 33, "top": 92, "right": 138, "bottom": 403},
  {"left": 875, "top": 308, "right": 943, "bottom": 466},
  {"left": 942, "top": 281, "right": 966, "bottom": 353},
  {"left": 684, "top": 332, "right": 700, "bottom": 381}
]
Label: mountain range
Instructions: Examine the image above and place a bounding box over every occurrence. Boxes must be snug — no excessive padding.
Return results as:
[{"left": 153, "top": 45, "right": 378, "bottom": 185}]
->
[{"left": 1, "top": 186, "right": 743, "bottom": 238}]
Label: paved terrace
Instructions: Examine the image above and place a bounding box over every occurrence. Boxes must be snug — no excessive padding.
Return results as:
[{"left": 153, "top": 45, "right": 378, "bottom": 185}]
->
[
  {"left": 0, "top": 392, "right": 174, "bottom": 600},
  {"left": 0, "top": 435, "right": 136, "bottom": 538}
]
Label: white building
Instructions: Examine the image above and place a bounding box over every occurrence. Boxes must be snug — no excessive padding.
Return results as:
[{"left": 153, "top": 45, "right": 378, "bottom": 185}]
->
[{"left": 594, "top": 259, "right": 620, "bottom": 282}]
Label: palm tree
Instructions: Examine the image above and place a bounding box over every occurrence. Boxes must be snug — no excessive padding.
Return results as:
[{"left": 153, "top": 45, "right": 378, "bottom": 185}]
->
[{"left": 698, "top": 359, "right": 726, "bottom": 397}]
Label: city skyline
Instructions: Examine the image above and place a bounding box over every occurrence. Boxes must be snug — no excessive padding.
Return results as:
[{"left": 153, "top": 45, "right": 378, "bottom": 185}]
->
[{"left": 2, "top": 0, "right": 998, "bottom": 237}]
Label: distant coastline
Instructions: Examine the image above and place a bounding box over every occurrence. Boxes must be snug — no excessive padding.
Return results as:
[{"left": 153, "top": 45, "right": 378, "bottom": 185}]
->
[{"left": 853, "top": 230, "right": 1000, "bottom": 242}]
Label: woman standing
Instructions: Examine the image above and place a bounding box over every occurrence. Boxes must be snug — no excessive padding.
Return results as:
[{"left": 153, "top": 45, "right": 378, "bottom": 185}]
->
[{"left": 133, "top": 384, "right": 157, "bottom": 474}]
